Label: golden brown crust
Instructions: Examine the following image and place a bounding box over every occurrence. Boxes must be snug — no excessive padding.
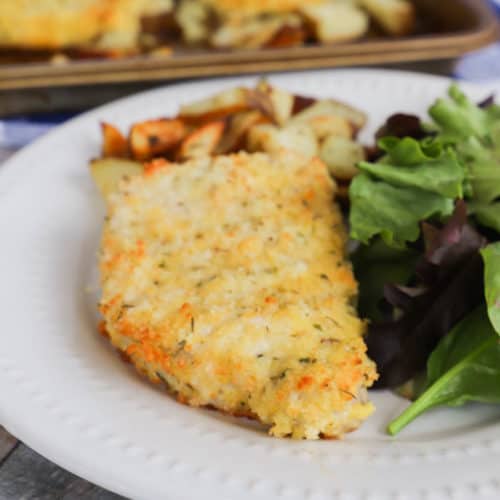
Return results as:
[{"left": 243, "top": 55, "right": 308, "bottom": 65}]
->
[{"left": 99, "top": 152, "right": 378, "bottom": 439}]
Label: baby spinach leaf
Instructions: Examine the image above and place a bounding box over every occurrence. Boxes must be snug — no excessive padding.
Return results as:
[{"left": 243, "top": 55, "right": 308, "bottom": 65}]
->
[
  {"left": 387, "top": 306, "right": 500, "bottom": 435},
  {"left": 481, "top": 243, "right": 500, "bottom": 335}
]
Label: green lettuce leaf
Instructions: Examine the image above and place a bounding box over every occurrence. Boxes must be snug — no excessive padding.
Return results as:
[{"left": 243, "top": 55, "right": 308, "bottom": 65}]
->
[
  {"left": 428, "top": 84, "right": 500, "bottom": 234},
  {"left": 358, "top": 144, "right": 464, "bottom": 198},
  {"left": 459, "top": 136, "right": 500, "bottom": 204},
  {"left": 387, "top": 306, "right": 500, "bottom": 435},
  {"left": 481, "top": 243, "right": 500, "bottom": 335},
  {"left": 469, "top": 201, "right": 500, "bottom": 233},
  {"left": 378, "top": 136, "right": 443, "bottom": 164},
  {"left": 349, "top": 173, "right": 454, "bottom": 247},
  {"left": 429, "top": 84, "right": 495, "bottom": 142}
]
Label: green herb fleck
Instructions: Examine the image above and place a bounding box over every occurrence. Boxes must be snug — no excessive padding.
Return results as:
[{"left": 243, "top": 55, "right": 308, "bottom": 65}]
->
[
  {"left": 156, "top": 371, "right": 169, "bottom": 386},
  {"left": 299, "top": 357, "right": 317, "bottom": 364},
  {"left": 271, "top": 369, "right": 289, "bottom": 382}
]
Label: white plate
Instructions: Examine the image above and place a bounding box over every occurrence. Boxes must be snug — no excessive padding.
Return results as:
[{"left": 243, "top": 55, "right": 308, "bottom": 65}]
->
[{"left": 1, "top": 69, "right": 500, "bottom": 500}]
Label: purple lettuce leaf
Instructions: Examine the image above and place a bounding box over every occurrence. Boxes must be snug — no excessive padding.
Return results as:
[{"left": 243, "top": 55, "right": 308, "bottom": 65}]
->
[{"left": 366, "top": 201, "right": 487, "bottom": 388}]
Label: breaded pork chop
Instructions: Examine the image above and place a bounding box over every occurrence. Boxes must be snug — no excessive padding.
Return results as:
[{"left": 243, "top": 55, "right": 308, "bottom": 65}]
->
[{"left": 99, "top": 151, "right": 377, "bottom": 439}]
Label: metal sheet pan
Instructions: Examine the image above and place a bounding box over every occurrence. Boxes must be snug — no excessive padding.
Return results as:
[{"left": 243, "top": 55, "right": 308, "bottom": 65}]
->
[{"left": 0, "top": 0, "right": 496, "bottom": 90}]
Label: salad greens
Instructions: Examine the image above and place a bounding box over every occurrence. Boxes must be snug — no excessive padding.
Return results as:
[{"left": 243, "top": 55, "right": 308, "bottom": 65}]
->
[
  {"left": 364, "top": 203, "right": 486, "bottom": 388},
  {"left": 349, "top": 174, "right": 454, "bottom": 248},
  {"left": 348, "top": 84, "right": 500, "bottom": 435},
  {"left": 360, "top": 138, "right": 464, "bottom": 198},
  {"left": 469, "top": 202, "right": 500, "bottom": 233},
  {"left": 388, "top": 307, "right": 500, "bottom": 436},
  {"left": 350, "top": 137, "right": 462, "bottom": 247},
  {"left": 432, "top": 85, "right": 500, "bottom": 231},
  {"left": 351, "top": 239, "right": 418, "bottom": 322},
  {"left": 482, "top": 242, "right": 500, "bottom": 334},
  {"left": 429, "top": 85, "right": 498, "bottom": 142}
]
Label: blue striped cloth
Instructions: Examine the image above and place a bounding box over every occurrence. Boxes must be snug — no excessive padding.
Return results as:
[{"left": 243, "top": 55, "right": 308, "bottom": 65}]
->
[{"left": 1, "top": 1, "right": 499, "bottom": 154}]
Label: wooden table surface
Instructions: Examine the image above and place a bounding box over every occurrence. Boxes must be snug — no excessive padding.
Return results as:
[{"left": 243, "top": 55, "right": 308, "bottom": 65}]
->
[{"left": 0, "top": 428, "right": 123, "bottom": 500}]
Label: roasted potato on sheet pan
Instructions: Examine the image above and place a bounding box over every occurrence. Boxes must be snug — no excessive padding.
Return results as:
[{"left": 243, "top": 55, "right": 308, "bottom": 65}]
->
[
  {"left": 300, "top": 3, "right": 369, "bottom": 43},
  {"left": 360, "top": 0, "right": 415, "bottom": 36}
]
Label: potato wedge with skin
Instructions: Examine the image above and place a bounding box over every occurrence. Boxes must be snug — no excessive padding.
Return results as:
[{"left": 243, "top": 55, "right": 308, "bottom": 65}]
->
[
  {"left": 300, "top": 3, "right": 369, "bottom": 43},
  {"left": 177, "top": 121, "right": 225, "bottom": 160},
  {"left": 90, "top": 158, "right": 143, "bottom": 197},
  {"left": 129, "top": 118, "right": 186, "bottom": 161},
  {"left": 210, "top": 15, "right": 287, "bottom": 49},
  {"left": 175, "top": 0, "right": 211, "bottom": 44},
  {"left": 290, "top": 99, "right": 367, "bottom": 133},
  {"left": 360, "top": 0, "right": 415, "bottom": 36},
  {"left": 101, "top": 122, "right": 129, "bottom": 158},
  {"left": 255, "top": 80, "right": 294, "bottom": 126},
  {"left": 266, "top": 23, "right": 307, "bottom": 48},
  {"left": 247, "top": 123, "right": 318, "bottom": 158},
  {"left": 319, "top": 135, "right": 365, "bottom": 181},
  {"left": 178, "top": 87, "right": 251, "bottom": 125},
  {"left": 292, "top": 94, "right": 317, "bottom": 115},
  {"left": 216, "top": 110, "right": 270, "bottom": 154}
]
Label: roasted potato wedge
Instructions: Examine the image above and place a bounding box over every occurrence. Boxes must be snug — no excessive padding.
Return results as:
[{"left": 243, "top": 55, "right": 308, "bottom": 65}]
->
[
  {"left": 210, "top": 15, "right": 289, "bottom": 49},
  {"left": 175, "top": 0, "right": 211, "bottom": 43},
  {"left": 247, "top": 123, "right": 318, "bottom": 158},
  {"left": 90, "top": 158, "right": 143, "bottom": 197},
  {"left": 291, "top": 99, "right": 367, "bottom": 133},
  {"left": 289, "top": 111, "right": 353, "bottom": 141},
  {"left": 216, "top": 110, "right": 269, "bottom": 154},
  {"left": 319, "top": 135, "right": 365, "bottom": 181},
  {"left": 255, "top": 80, "right": 295, "bottom": 126},
  {"left": 101, "top": 122, "right": 129, "bottom": 158},
  {"left": 300, "top": 3, "right": 369, "bottom": 43},
  {"left": 266, "top": 23, "right": 307, "bottom": 48},
  {"left": 177, "top": 121, "right": 225, "bottom": 159},
  {"left": 178, "top": 87, "right": 252, "bottom": 125},
  {"left": 360, "top": 0, "right": 415, "bottom": 36},
  {"left": 129, "top": 118, "right": 186, "bottom": 161},
  {"left": 292, "top": 94, "right": 318, "bottom": 115}
]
